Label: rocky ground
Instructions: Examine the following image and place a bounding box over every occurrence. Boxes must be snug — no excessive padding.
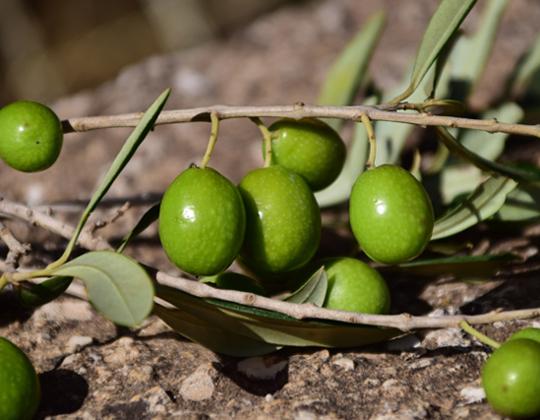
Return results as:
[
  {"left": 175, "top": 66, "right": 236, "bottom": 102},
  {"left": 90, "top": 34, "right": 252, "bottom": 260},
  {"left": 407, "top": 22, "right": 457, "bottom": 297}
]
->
[{"left": 1, "top": 0, "right": 540, "bottom": 418}]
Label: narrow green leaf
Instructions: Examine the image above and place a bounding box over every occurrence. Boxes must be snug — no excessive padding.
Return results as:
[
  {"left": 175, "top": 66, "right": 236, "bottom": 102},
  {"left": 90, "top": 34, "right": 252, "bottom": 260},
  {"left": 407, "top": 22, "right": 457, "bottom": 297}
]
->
[
  {"left": 393, "top": 253, "right": 517, "bottom": 277},
  {"left": 438, "top": 165, "right": 484, "bottom": 204},
  {"left": 460, "top": 103, "right": 523, "bottom": 161},
  {"left": 63, "top": 89, "right": 170, "bottom": 260},
  {"left": 436, "top": 127, "right": 540, "bottom": 184},
  {"left": 154, "top": 303, "right": 280, "bottom": 357},
  {"left": 391, "top": 0, "right": 476, "bottom": 103},
  {"left": 284, "top": 267, "right": 327, "bottom": 306},
  {"left": 52, "top": 251, "right": 154, "bottom": 326},
  {"left": 156, "top": 284, "right": 399, "bottom": 349},
  {"left": 432, "top": 175, "right": 518, "bottom": 240},
  {"left": 317, "top": 11, "right": 385, "bottom": 130},
  {"left": 315, "top": 97, "right": 374, "bottom": 206},
  {"left": 18, "top": 276, "right": 72, "bottom": 307},
  {"left": 117, "top": 202, "right": 160, "bottom": 253},
  {"left": 511, "top": 34, "right": 540, "bottom": 97},
  {"left": 495, "top": 185, "right": 540, "bottom": 221}
]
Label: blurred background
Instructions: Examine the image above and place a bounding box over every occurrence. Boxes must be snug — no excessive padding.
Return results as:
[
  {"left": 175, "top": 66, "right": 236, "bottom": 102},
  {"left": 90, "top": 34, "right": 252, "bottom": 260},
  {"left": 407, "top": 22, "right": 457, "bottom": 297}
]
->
[{"left": 0, "top": 0, "right": 293, "bottom": 103}]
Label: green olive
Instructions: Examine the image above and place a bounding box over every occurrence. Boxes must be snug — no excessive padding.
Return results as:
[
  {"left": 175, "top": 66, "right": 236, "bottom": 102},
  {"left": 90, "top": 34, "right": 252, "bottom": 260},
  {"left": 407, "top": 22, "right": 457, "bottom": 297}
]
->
[
  {"left": 0, "top": 337, "right": 40, "bottom": 420},
  {"left": 158, "top": 166, "right": 245, "bottom": 276},
  {"left": 349, "top": 164, "right": 434, "bottom": 264},
  {"left": 481, "top": 339, "right": 540, "bottom": 418},
  {"left": 201, "top": 272, "right": 266, "bottom": 295},
  {"left": 269, "top": 118, "right": 346, "bottom": 191},
  {"left": 322, "top": 257, "right": 390, "bottom": 314},
  {"left": 0, "top": 100, "right": 63, "bottom": 172},
  {"left": 508, "top": 327, "right": 540, "bottom": 344},
  {"left": 239, "top": 165, "right": 321, "bottom": 273}
]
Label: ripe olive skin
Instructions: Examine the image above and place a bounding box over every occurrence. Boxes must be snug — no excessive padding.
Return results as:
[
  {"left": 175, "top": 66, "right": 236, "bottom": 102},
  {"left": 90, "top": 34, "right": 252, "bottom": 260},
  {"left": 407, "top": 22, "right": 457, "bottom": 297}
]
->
[
  {"left": 349, "top": 165, "right": 434, "bottom": 264},
  {"left": 0, "top": 100, "right": 63, "bottom": 172},
  {"left": 322, "top": 257, "right": 390, "bottom": 314},
  {"left": 508, "top": 327, "right": 540, "bottom": 344},
  {"left": 269, "top": 118, "right": 346, "bottom": 191},
  {"left": 158, "top": 166, "right": 246, "bottom": 276},
  {"left": 0, "top": 337, "right": 40, "bottom": 420},
  {"left": 481, "top": 339, "right": 540, "bottom": 418},
  {"left": 239, "top": 165, "right": 321, "bottom": 273}
]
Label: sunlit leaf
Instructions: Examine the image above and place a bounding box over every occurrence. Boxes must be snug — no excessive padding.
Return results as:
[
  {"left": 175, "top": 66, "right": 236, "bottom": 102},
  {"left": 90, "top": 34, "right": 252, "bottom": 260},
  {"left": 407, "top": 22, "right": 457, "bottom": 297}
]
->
[
  {"left": 63, "top": 89, "right": 170, "bottom": 259},
  {"left": 284, "top": 267, "right": 327, "bottom": 306},
  {"left": 495, "top": 185, "right": 540, "bottom": 221},
  {"left": 18, "top": 276, "right": 72, "bottom": 308},
  {"left": 317, "top": 11, "right": 385, "bottom": 131},
  {"left": 52, "top": 251, "right": 154, "bottom": 326},
  {"left": 391, "top": 0, "right": 476, "bottom": 103},
  {"left": 117, "top": 202, "right": 160, "bottom": 253},
  {"left": 432, "top": 175, "right": 518, "bottom": 240}
]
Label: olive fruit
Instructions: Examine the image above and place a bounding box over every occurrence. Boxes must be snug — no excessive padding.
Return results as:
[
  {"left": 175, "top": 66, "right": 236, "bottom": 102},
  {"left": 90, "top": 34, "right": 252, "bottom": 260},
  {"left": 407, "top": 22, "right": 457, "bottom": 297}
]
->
[
  {"left": 0, "top": 337, "right": 40, "bottom": 420},
  {"left": 159, "top": 166, "right": 245, "bottom": 276},
  {"left": 269, "top": 118, "right": 346, "bottom": 191},
  {"left": 481, "top": 338, "right": 540, "bottom": 418},
  {"left": 239, "top": 165, "right": 321, "bottom": 273},
  {"left": 349, "top": 164, "right": 434, "bottom": 264},
  {"left": 0, "top": 100, "right": 63, "bottom": 172},
  {"left": 202, "top": 272, "right": 266, "bottom": 295},
  {"left": 322, "top": 257, "right": 390, "bottom": 314},
  {"left": 508, "top": 327, "right": 540, "bottom": 344}
]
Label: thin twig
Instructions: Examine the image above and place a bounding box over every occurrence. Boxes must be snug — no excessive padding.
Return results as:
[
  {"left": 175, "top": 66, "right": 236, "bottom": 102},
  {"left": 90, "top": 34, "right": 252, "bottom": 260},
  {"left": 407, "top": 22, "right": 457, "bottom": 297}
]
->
[
  {"left": 62, "top": 104, "right": 540, "bottom": 138},
  {"left": 0, "top": 197, "right": 110, "bottom": 251},
  {"left": 87, "top": 202, "right": 131, "bottom": 234},
  {"left": 0, "top": 220, "right": 30, "bottom": 271},
  {"left": 2, "top": 198, "right": 539, "bottom": 331}
]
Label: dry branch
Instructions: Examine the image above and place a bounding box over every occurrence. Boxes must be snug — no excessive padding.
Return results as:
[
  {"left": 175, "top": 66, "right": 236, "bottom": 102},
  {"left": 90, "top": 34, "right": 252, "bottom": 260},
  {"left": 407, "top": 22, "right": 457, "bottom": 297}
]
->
[{"left": 62, "top": 104, "right": 540, "bottom": 138}]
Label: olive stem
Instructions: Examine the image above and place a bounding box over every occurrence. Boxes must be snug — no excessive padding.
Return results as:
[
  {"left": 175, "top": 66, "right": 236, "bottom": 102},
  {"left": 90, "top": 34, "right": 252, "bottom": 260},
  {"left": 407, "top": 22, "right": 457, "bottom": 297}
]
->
[
  {"left": 200, "top": 112, "right": 220, "bottom": 169},
  {"left": 361, "top": 113, "right": 377, "bottom": 169},
  {"left": 459, "top": 320, "right": 501, "bottom": 349},
  {"left": 60, "top": 104, "right": 540, "bottom": 138},
  {"left": 410, "top": 149, "right": 422, "bottom": 179},
  {"left": 250, "top": 117, "right": 273, "bottom": 168}
]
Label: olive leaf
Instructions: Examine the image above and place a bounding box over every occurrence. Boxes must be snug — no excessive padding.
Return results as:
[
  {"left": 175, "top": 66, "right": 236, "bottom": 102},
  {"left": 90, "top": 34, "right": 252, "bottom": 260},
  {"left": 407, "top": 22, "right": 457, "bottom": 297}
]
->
[
  {"left": 154, "top": 303, "right": 280, "bottom": 357},
  {"left": 511, "top": 33, "right": 540, "bottom": 98},
  {"left": 117, "top": 202, "right": 160, "bottom": 253},
  {"left": 156, "top": 284, "right": 400, "bottom": 349},
  {"left": 495, "top": 185, "right": 540, "bottom": 222},
  {"left": 18, "top": 276, "right": 72, "bottom": 308},
  {"left": 317, "top": 11, "right": 385, "bottom": 131},
  {"left": 437, "top": 0, "right": 507, "bottom": 101},
  {"left": 390, "top": 0, "right": 476, "bottom": 104},
  {"left": 284, "top": 267, "right": 327, "bottom": 306},
  {"left": 51, "top": 251, "right": 154, "bottom": 327},
  {"left": 436, "top": 127, "right": 540, "bottom": 184},
  {"left": 432, "top": 175, "right": 518, "bottom": 240},
  {"left": 61, "top": 89, "right": 170, "bottom": 261},
  {"left": 392, "top": 253, "right": 517, "bottom": 278}
]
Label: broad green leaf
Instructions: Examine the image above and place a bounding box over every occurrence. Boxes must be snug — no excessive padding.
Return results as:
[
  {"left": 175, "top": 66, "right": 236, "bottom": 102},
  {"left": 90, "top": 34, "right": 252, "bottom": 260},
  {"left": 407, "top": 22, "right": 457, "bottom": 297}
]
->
[
  {"left": 18, "top": 276, "right": 72, "bottom": 307},
  {"left": 316, "top": 96, "right": 378, "bottom": 206},
  {"left": 439, "top": 0, "right": 506, "bottom": 101},
  {"left": 284, "top": 267, "right": 327, "bottom": 306},
  {"left": 156, "top": 285, "right": 399, "bottom": 349},
  {"left": 432, "top": 175, "right": 518, "bottom": 240},
  {"left": 390, "top": 0, "right": 476, "bottom": 103},
  {"left": 117, "top": 202, "right": 160, "bottom": 253},
  {"left": 436, "top": 127, "right": 540, "bottom": 184},
  {"left": 317, "top": 11, "right": 385, "bottom": 131},
  {"left": 52, "top": 251, "right": 154, "bottom": 326},
  {"left": 393, "top": 253, "right": 517, "bottom": 277},
  {"left": 460, "top": 103, "right": 523, "bottom": 161},
  {"left": 511, "top": 34, "right": 540, "bottom": 98},
  {"left": 154, "top": 303, "right": 280, "bottom": 357},
  {"left": 495, "top": 185, "right": 540, "bottom": 221},
  {"left": 438, "top": 165, "right": 484, "bottom": 204},
  {"left": 62, "top": 89, "right": 170, "bottom": 260}
]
